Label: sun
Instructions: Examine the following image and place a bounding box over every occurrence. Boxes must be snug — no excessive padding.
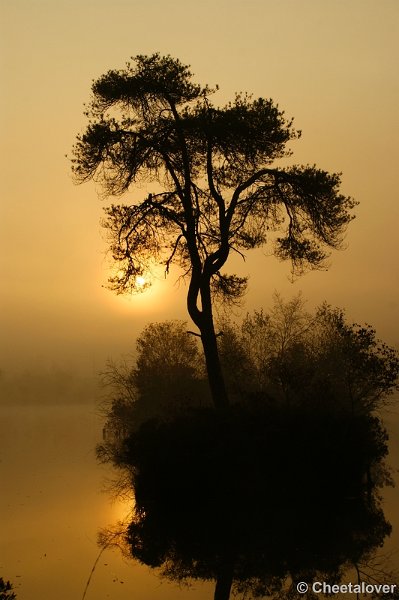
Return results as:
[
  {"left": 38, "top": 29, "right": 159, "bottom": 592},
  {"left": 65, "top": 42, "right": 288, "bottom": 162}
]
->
[
  {"left": 136, "top": 275, "right": 146, "bottom": 286},
  {"left": 135, "top": 275, "right": 147, "bottom": 289}
]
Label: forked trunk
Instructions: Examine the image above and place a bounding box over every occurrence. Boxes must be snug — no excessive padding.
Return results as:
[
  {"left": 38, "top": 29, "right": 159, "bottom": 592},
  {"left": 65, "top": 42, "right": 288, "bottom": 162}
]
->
[{"left": 188, "top": 271, "right": 230, "bottom": 409}]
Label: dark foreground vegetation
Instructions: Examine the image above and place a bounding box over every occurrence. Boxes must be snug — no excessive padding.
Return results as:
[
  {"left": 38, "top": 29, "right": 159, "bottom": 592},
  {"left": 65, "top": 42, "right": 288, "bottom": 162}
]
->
[
  {"left": 97, "top": 296, "right": 399, "bottom": 600},
  {"left": 0, "top": 578, "right": 16, "bottom": 600}
]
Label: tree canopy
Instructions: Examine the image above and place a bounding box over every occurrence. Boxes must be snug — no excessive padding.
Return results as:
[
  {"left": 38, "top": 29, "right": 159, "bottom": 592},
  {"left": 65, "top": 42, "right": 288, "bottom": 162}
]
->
[
  {"left": 72, "top": 53, "right": 357, "bottom": 407},
  {"left": 218, "top": 294, "right": 399, "bottom": 414},
  {"left": 98, "top": 297, "right": 398, "bottom": 462},
  {"left": 99, "top": 320, "right": 209, "bottom": 451}
]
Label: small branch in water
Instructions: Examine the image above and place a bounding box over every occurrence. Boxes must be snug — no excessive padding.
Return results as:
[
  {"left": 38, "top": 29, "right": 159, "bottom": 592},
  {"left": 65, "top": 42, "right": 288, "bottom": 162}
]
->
[
  {"left": 81, "top": 530, "right": 122, "bottom": 600},
  {"left": 81, "top": 544, "right": 108, "bottom": 600}
]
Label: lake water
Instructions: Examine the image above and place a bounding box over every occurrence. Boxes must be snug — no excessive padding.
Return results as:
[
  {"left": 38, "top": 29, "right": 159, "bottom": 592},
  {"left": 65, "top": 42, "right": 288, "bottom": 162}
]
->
[
  {"left": 0, "top": 403, "right": 212, "bottom": 600},
  {"left": 0, "top": 402, "right": 398, "bottom": 599}
]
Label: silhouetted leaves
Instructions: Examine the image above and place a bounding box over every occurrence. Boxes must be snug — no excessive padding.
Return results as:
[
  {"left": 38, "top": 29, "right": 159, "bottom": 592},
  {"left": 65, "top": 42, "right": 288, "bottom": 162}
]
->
[
  {"left": 0, "top": 578, "right": 16, "bottom": 600},
  {"left": 72, "top": 55, "right": 356, "bottom": 290},
  {"left": 219, "top": 294, "right": 399, "bottom": 413}
]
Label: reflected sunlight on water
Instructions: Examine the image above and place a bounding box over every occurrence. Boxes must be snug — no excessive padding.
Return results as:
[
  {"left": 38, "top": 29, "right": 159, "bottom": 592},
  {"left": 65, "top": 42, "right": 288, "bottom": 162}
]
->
[{"left": 0, "top": 404, "right": 212, "bottom": 600}]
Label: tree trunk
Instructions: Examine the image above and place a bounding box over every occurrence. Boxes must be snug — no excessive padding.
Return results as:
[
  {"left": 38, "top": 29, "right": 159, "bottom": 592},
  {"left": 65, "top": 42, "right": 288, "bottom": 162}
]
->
[
  {"left": 200, "top": 319, "right": 229, "bottom": 410},
  {"left": 187, "top": 267, "right": 230, "bottom": 409},
  {"left": 199, "top": 279, "right": 229, "bottom": 410},
  {"left": 214, "top": 562, "right": 234, "bottom": 600}
]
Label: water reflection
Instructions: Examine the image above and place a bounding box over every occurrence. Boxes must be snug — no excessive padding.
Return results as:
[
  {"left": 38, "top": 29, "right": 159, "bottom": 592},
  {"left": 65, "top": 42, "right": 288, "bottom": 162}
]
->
[
  {"left": 0, "top": 405, "right": 212, "bottom": 600},
  {"left": 102, "top": 405, "right": 396, "bottom": 600}
]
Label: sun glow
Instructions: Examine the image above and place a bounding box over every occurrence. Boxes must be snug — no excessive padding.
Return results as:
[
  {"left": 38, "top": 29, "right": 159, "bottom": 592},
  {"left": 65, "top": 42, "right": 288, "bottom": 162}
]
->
[
  {"left": 135, "top": 275, "right": 147, "bottom": 289},
  {"left": 99, "top": 263, "right": 187, "bottom": 317},
  {"left": 107, "top": 497, "right": 134, "bottom": 523}
]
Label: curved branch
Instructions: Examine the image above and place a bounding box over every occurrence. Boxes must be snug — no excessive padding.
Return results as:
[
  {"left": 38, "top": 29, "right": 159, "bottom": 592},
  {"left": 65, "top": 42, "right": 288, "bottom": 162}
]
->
[{"left": 165, "top": 234, "right": 184, "bottom": 275}]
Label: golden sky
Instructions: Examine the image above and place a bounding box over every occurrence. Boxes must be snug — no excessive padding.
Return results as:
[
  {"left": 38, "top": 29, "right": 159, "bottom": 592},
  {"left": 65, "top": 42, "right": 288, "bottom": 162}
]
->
[{"left": 1, "top": 0, "right": 398, "bottom": 375}]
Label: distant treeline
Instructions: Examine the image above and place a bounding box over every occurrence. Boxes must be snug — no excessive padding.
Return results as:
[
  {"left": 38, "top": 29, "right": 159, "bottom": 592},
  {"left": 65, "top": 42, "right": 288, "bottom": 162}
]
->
[{"left": 0, "top": 367, "right": 100, "bottom": 406}]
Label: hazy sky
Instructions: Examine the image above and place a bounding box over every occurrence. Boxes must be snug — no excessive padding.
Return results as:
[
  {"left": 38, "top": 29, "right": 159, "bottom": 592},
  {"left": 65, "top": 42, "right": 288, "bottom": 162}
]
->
[{"left": 1, "top": 0, "right": 398, "bottom": 375}]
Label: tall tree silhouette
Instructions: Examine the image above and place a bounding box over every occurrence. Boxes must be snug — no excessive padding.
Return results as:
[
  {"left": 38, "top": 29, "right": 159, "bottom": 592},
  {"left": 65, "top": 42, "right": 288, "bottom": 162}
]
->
[{"left": 72, "top": 54, "right": 356, "bottom": 408}]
